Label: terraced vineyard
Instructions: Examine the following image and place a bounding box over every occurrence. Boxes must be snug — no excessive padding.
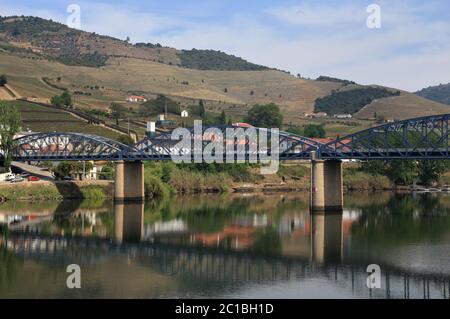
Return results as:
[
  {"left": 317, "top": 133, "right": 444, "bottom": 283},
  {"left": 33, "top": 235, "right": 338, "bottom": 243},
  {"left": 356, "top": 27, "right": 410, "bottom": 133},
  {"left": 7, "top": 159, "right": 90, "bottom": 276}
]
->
[{"left": 5, "top": 100, "right": 122, "bottom": 139}]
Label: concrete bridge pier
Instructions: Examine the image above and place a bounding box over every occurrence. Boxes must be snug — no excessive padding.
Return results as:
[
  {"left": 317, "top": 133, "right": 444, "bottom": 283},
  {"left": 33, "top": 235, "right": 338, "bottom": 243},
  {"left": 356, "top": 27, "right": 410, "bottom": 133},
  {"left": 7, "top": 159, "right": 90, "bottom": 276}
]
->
[
  {"left": 114, "top": 160, "right": 145, "bottom": 202},
  {"left": 310, "top": 153, "right": 343, "bottom": 212}
]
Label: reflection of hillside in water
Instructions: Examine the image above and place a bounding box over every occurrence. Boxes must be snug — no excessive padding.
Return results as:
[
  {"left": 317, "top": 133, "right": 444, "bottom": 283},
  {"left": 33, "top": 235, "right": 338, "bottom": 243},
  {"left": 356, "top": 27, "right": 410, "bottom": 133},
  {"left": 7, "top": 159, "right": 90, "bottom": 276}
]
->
[
  {"left": 345, "top": 193, "right": 450, "bottom": 275},
  {"left": 2, "top": 192, "right": 450, "bottom": 298}
]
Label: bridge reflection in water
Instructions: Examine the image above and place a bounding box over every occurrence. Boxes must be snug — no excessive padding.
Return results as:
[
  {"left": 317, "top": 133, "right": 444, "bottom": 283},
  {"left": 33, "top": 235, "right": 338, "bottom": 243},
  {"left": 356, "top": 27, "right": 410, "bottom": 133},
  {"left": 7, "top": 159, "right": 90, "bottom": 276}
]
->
[
  {"left": 114, "top": 203, "right": 144, "bottom": 243},
  {"left": 2, "top": 196, "right": 450, "bottom": 299}
]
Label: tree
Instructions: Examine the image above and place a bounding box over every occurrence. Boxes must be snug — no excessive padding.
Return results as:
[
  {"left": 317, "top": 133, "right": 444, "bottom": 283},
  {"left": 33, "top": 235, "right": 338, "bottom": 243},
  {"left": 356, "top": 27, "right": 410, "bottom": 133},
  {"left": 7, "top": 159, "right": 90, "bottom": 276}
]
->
[
  {"left": 360, "top": 160, "right": 448, "bottom": 186},
  {"left": 244, "top": 103, "right": 283, "bottom": 128},
  {"left": 376, "top": 160, "right": 416, "bottom": 185},
  {"left": 219, "top": 110, "right": 226, "bottom": 125},
  {"left": 99, "top": 162, "right": 114, "bottom": 180},
  {"left": 50, "top": 95, "right": 64, "bottom": 107},
  {"left": 303, "top": 124, "right": 325, "bottom": 138},
  {"left": 61, "top": 91, "right": 72, "bottom": 106},
  {"left": 51, "top": 91, "right": 72, "bottom": 107},
  {"left": 360, "top": 161, "right": 386, "bottom": 176},
  {"left": 140, "top": 95, "right": 180, "bottom": 116},
  {"left": 0, "top": 102, "right": 22, "bottom": 170},
  {"left": 0, "top": 75, "right": 7, "bottom": 86},
  {"left": 198, "top": 99, "right": 206, "bottom": 119},
  {"left": 417, "top": 160, "right": 449, "bottom": 186},
  {"left": 117, "top": 134, "right": 134, "bottom": 146},
  {"left": 110, "top": 103, "right": 127, "bottom": 125},
  {"left": 53, "top": 162, "right": 74, "bottom": 179},
  {"left": 286, "top": 126, "right": 303, "bottom": 135},
  {"left": 224, "top": 88, "right": 228, "bottom": 93},
  {"left": 54, "top": 161, "right": 93, "bottom": 179}
]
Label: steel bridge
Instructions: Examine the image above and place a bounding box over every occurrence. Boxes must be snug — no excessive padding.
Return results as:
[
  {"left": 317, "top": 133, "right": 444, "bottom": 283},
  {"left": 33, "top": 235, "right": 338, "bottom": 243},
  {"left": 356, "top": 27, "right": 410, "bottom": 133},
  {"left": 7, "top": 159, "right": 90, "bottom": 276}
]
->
[
  {"left": 5, "top": 114, "right": 450, "bottom": 162},
  {"left": 3, "top": 114, "right": 450, "bottom": 208}
]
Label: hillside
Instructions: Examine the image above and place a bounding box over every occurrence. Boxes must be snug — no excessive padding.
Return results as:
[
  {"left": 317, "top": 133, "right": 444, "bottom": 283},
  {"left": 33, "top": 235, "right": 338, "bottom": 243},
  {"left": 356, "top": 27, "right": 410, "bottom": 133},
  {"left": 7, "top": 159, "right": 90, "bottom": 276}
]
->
[
  {"left": 355, "top": 93, "right": 450, "bottom": 120},
  {"left": 0, "top": 15, "right": 448, "bottom": 129},
  {"left": 0, "top": 16, "right": 268, "bottom": 71},
  {"left": 0, "top": 48, "right": 340, "bottom": 115},
  {"left": 2, "top": 100, "right": 123, "bottom": 139},
  {"left": 314, "top": 87, "right": 401, "bottom": 115},
  {"left": 416, "top": 83, "right": 450, "bottom": 105}
]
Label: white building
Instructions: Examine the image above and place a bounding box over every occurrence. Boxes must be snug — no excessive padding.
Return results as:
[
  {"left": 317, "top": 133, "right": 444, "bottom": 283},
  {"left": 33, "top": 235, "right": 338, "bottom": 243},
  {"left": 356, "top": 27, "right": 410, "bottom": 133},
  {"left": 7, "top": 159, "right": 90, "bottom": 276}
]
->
[
  {"left": 333, "top": 114, "right": 352, "bottom": 119},
  {"left": 126, "top": 95, "right": 147, "bottom": 103},
  {"left": 181, "top": 110, "right": 189, "bottom": 118}
]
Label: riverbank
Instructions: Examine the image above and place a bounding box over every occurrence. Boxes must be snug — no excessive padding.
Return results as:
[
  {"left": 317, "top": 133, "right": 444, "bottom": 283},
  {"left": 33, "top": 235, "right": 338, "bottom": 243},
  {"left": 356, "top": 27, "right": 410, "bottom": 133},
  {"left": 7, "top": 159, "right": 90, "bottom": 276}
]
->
[
  {"left": 143, "top": 162, "right": 400, "bottom": 196},
  {"left": 1, "top": 163, "right": 448, "bottom": 201},
  {"left": 0, "top": 180, "right": 113, "bottom": 201},
  {"left": 143, "top": 162, "right": 450, "bottom": 196}
]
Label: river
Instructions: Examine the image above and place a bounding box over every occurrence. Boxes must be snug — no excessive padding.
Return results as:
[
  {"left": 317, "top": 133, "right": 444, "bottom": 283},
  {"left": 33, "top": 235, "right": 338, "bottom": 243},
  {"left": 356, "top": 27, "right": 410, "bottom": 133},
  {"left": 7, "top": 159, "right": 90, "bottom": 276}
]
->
[{"left": 1, "top": 192, "right": 450, "bottom": 299}]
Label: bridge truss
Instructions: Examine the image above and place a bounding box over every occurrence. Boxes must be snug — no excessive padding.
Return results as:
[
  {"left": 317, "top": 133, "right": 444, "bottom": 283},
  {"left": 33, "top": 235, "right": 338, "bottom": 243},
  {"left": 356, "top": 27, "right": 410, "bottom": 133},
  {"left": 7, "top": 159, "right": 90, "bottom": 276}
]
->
[
  {"left": 5, "top": 114, "right": 450, "bottom": 162},
  {"left": 10, "top": 132, "right": 143, "bottom": 161},
  {"left": 319, "top": 114, "right": 450, "bottom": 159}
]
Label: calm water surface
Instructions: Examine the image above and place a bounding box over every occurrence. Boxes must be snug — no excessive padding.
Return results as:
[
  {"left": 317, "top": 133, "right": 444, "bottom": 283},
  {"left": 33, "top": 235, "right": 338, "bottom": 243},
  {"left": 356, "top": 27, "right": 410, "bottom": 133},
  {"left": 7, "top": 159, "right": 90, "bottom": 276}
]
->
[{"left": 1, "top": 192, "right": 450, "bottom": 299}]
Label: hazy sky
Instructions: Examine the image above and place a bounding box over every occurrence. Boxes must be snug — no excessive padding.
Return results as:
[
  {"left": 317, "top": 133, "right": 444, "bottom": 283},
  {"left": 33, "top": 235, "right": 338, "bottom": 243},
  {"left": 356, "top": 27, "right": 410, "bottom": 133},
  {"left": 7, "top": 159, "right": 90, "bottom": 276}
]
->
[{"left": 1, "top": 0, "right": 449, "bottom": 92}]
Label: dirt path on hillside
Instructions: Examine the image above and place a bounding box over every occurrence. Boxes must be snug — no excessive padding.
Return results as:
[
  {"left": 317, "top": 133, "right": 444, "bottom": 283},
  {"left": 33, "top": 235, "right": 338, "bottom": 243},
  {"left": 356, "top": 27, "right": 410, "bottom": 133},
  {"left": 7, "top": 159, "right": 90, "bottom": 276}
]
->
[
  {"left": 0, "top": 87, "right": 14, "bottom": 100},
  {"left": 0, "top": 84, "right": 18, "bottom": 101},
  {"left": 3, "top": 84, "right": 21, "bottom": 98}
]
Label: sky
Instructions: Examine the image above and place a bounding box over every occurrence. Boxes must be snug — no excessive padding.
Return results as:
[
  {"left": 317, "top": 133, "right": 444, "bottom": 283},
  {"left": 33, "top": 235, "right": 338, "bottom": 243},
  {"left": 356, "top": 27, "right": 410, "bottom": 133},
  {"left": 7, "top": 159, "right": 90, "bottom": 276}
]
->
[{"left": 1, "top": 0, "right": 449, "bottom": 92}]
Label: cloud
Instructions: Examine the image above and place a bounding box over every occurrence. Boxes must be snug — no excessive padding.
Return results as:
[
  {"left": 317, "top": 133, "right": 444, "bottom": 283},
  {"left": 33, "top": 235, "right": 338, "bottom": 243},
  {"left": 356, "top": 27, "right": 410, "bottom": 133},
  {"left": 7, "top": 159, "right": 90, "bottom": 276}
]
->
[
  {"left": 1, "top": 0, "right": 449, "bottom": 91},
  {"left": 266, "top": 3, "right": 366, "bottom": 28},
  {"left": 153, "top": 1, "right": 450, "bottom": 91},
  {"left": 78, "top": 2, "right": 190, "bottom": 43}
]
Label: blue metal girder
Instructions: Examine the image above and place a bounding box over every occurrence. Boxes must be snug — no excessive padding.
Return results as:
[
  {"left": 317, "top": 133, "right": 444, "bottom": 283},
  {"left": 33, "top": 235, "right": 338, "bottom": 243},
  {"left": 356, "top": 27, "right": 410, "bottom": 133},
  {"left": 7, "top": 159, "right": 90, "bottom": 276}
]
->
[
  {"left": 318, "top": 114, "right": 450, "bottom": 160},
  {"left": 7, "top": 114, "right": 450, "bottom": 162},
  {"left": 135, "top": 125, "right": 322, "bottom": 161},
  {"left": 10, "top": 132, "right": 147, "bottom": 162}
]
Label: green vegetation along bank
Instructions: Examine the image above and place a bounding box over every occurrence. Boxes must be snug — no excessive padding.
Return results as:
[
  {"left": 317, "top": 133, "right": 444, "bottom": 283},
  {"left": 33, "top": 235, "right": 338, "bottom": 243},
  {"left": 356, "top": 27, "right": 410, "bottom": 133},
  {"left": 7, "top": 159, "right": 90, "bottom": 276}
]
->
[
  {"left": 1, "top": 161, "right": 449, "bottom": 202},
  {"left": 0, "top": 181, "right": 112, "bottom": 201},
  {"left": 142, "top": 161, "right": 450, "bottom": 199}
]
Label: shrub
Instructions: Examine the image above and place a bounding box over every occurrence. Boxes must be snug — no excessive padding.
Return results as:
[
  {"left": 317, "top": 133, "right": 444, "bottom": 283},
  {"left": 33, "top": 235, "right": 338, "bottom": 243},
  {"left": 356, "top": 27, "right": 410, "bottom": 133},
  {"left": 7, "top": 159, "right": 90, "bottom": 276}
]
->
[
  {"left": 244, "top": 103, "right": 283, "bottom": 128},
  {"left": 117, "top": 134, "right": 134, "bottom": 146},
  {"left": 344, "top": 169, "right": 392, "bottom": 190},
  {"left": 144, "top": 175, "right": 171, "bottom": 198},
  {"left": 0, "top": 74, "right": 7, "bottom": 86},
  {"left": 0, "top": 185, "right": 63, "bottom": 201},
  {"left": 277, "top": 165, "right": 308, "bottom": 180},
  {"left": 80, "top": 186, "right": 105, "bottom": 200},
  {"left": 168, "top": 168, "right": 232, "bottom": 193}
]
